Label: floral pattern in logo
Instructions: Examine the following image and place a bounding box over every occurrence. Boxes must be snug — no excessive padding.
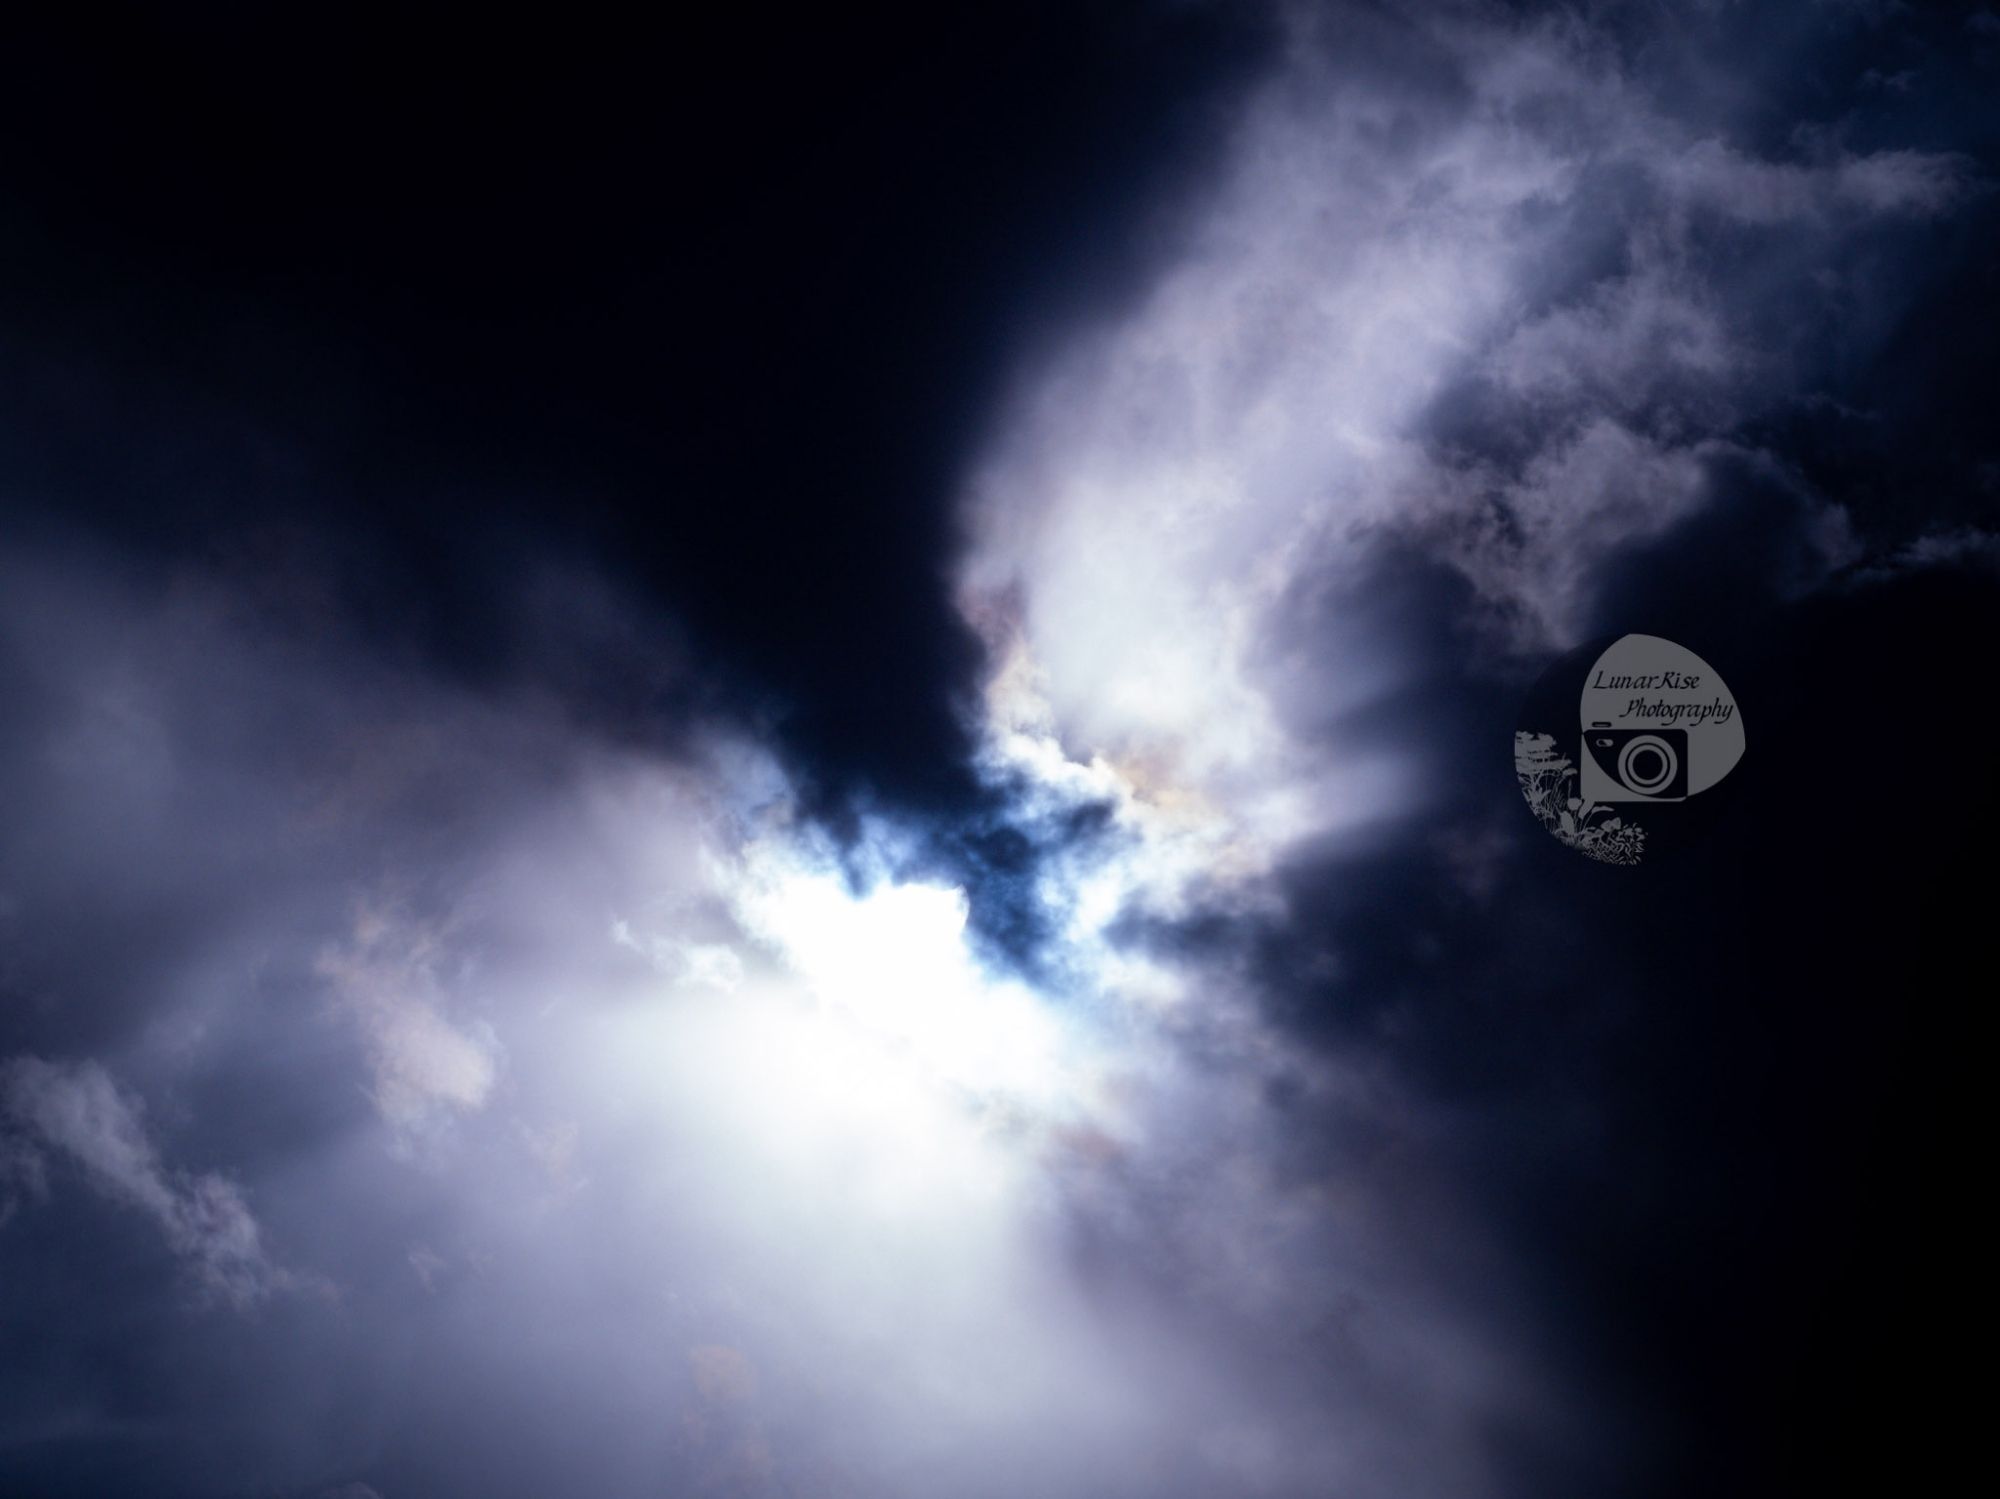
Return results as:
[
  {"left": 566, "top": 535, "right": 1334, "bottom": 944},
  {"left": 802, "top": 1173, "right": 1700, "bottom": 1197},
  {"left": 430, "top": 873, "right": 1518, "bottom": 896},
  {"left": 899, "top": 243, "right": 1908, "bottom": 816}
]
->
[{"left": 1515, "top": 731, "right": 1646, "bottom": 865}]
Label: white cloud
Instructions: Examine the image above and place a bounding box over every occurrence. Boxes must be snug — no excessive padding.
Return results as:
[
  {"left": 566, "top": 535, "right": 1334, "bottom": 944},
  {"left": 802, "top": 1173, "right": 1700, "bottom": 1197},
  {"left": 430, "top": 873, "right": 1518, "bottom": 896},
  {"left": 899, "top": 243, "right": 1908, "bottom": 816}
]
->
[
  {"left": 955, "top": 8, "right": 1965, "bottom": 867},
  {"left": 315, "top": 906, "right": 502, "bottom": 1151},
  {"left": 609, "top": 917, "right": 745, "bottom": 992}
]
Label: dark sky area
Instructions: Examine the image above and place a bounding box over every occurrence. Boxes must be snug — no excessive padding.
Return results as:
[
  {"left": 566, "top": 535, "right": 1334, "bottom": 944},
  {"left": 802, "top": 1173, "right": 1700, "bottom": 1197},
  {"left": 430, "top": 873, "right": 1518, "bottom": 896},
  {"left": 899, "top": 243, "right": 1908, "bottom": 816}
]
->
[
  {"left": 1, "top": 4, "right": 1267, "bottom": 806},
  {"left": 2, "top": 5, "right": 1996, "bottom": 1498}
]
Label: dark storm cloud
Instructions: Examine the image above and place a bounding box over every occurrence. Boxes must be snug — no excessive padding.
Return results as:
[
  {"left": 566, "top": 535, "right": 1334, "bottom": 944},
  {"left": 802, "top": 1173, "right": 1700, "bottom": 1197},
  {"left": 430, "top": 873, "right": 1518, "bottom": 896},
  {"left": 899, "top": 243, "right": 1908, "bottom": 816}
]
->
[
  {"left": 1214, "top": 557, "right": 2000, "bottom": 1498},
  {"left": 0, "top": 2, "right": 1273, "bottom": 820},
  {"left": 955, "top": 4, "right": 1998, "bottom": 1496}
]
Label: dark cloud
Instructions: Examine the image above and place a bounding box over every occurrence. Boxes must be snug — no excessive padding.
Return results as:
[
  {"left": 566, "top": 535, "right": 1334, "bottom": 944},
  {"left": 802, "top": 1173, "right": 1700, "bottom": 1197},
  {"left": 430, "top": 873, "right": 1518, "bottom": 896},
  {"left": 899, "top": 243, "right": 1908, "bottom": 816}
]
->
[
  {"left": 0, "top": 2, "right": 1273, "bottom": 821},
  {"left": 1172, "top": 503, "right": 2000, "bottom": 1499}
]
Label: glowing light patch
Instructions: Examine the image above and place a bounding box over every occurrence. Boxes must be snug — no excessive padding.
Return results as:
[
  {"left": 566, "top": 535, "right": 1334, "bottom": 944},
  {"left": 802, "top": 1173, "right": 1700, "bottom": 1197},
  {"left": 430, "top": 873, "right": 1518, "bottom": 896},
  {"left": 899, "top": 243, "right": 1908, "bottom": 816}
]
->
[{"left": 730, "top": 852, "right": 1072, "bottom": 1110}]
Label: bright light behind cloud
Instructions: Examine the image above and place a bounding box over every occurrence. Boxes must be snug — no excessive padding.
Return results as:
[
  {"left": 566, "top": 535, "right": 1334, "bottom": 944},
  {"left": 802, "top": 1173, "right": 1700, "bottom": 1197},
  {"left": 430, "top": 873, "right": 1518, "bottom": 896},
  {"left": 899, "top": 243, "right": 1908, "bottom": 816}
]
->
[
  {"left": 15, "top": 10, "right": 1971, "bottom": 1495},
  {"left": 728, "top": 849, "right": 1073, "bottom": 1110}
]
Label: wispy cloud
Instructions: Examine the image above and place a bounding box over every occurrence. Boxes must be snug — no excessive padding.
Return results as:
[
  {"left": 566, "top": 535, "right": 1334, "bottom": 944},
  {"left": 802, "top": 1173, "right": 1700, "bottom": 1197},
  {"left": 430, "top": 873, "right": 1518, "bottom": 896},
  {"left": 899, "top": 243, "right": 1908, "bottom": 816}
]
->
[
  {"left": 316, "top": 906, "right": 503, "bottom": 1153},
  {"left": 1, "top": 1056, "right": 304, "bottom": 1307}
]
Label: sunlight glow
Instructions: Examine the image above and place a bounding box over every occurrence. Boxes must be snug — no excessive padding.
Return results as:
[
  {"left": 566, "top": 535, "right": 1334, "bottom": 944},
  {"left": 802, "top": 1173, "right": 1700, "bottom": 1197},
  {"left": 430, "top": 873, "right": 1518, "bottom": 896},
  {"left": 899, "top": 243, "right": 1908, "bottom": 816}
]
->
[{"left": 731, "top": 854, "right": 1071, "bottom": 1109}]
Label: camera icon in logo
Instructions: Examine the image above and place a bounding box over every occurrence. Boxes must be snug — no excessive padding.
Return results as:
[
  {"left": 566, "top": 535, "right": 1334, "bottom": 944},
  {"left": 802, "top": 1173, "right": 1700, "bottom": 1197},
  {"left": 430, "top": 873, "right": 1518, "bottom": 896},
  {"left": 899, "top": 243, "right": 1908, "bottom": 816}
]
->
[{"left": 1579, "top": 723, "right": 1687, "bottom": 803}]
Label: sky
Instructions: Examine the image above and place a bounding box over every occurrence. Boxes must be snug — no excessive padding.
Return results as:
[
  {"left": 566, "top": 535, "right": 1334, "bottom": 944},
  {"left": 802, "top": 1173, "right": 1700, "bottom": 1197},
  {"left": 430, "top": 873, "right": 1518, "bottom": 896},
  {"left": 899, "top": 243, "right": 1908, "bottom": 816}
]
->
[{"left": 1, "top": 4, "right": 1997, "bottom": 1497}]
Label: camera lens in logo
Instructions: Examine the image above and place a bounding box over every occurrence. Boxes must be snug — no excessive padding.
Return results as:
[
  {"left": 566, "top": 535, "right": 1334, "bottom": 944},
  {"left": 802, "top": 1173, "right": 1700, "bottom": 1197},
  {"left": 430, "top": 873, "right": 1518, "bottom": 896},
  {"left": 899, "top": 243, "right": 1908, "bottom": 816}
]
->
[
  {"left": 1580, "top": 724, "right": 1688, "bottom": 802},
  {"left": 1616, "top": 734, "right": 1677, "bottom": 796}
]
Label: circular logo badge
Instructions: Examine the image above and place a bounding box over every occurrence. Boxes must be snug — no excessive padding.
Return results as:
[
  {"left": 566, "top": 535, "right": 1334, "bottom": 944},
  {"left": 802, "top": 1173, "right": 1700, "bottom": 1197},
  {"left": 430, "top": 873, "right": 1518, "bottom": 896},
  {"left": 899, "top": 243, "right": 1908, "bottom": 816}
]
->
[{"left": 1514, "top": 633, "right": 1746, "bottom": 865}]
